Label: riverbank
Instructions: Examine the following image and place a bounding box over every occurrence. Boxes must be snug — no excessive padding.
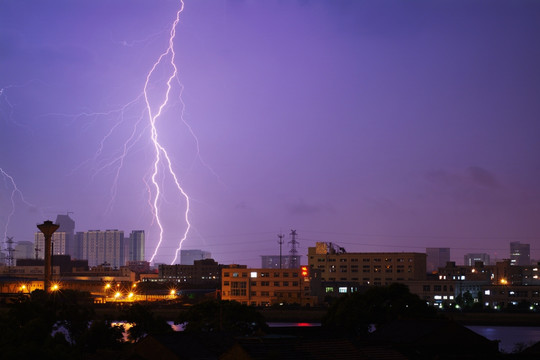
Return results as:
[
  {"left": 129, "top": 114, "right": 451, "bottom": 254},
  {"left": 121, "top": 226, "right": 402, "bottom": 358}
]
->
[
  {"left": 445, "top": 312, "right": 540, "bottom": 326},
  {"left": 93, "top": 305, "right": 540, "bottom": 326}
]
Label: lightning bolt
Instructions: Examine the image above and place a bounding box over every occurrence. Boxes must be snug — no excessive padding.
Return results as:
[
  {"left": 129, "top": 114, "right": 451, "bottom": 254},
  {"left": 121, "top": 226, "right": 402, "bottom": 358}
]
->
[
  {"left": 0, "top": 167, "right": 36, "bottom": 247},
  {"left": 143, "top": 0, "right": 190, "bottom": 265}
]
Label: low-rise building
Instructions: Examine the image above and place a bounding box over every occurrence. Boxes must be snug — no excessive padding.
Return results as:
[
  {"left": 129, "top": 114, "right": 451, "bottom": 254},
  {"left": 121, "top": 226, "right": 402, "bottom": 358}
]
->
[
  {"left": 221, "top": 267, "right": 316, "bottom": 306},
  {"left": 307, "top": 242, "right": 426, "bottom": 285}
]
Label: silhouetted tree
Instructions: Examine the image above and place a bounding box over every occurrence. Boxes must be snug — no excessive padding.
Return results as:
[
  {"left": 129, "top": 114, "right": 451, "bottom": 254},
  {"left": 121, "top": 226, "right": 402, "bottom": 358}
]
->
[
  {"left": 322, "top": 283, "right": 436, "bottom": 336},
  {"left": 122, "top": 303, "right": 174, "bottom": 342},
  {"left": 176, "top": 299, "right": 268, "bottom": 335}
]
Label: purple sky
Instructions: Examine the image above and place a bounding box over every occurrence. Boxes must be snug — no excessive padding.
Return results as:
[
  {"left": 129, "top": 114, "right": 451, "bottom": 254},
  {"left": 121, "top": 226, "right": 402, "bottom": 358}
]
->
[{"left": 1, "top": 0, "right": 539, "bottom": 266}]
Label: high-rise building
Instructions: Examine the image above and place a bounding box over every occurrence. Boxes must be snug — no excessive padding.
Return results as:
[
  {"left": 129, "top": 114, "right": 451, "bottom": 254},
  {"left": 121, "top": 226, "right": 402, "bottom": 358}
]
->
[
  {"left": 180, "top": 249, "right": 211, "bottom": 265},
  {"left": 35, "top": 231, "right": 69, "bottom": 258},
  {"left": 56, "top": 214, "right": 76, "bottom": 258},
  {"left": 14, "top": 241, "right": 34, "bottom": 260},
  {"left": 80, "top": 230, "right": 125, "bottom": 268},
  {"left": 510, "top": 242, "right": 530, "bottom": 266},
  {"left": 126, "top": 230, "right": 145, "bottom": 262},
  {"left": 426, "top": 248, "right": 450, "bottom": 273},
  {"left": 464, "top": 253, "right": 490, "bottom": 266}
]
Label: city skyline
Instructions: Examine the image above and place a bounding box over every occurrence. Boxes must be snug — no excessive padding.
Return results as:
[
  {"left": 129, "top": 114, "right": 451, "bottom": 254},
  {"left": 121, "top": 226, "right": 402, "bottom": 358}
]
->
[{"left": 1, "top": 0, "right": 539, "bottom": 266}]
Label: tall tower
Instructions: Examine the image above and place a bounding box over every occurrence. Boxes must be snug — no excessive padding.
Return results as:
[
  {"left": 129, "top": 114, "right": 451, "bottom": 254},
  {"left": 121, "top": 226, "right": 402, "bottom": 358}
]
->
[
  {"left": 289, "top": 229, "right": 299, "bottom": 268},
  {"left": 128, "top": 230, "right": 145, "bottom": 262},
  {"left": 5, "top": 237, "right": 15, "bottom": 267}
]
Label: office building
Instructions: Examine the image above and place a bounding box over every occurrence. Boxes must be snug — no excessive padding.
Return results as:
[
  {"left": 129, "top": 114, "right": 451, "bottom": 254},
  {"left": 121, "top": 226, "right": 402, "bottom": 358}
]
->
[
  {"left": 464, "top": 253, "right": 490, "bottom": 266},
  {"left": 510, "top": 242, "right": 530, "bottom": 266},
  {"left": 180, "top": 249, "right": 211, "bottom": 265},
  {"left": 14, "top": 241, "right": 34, "bottom": 260},
  {"left": 221, "top": 266, "right": 316, "bottom": 306},
  {"left": 56, "top": 214, "right": 76, "bottom": 258},
  {"left": 126, "top": 230, "right": 145, "bottom": 262},
  {"left": 308, "top": 242, "right": 426, "bottom": 285},
  {"left": 261, "top": 255, "right": 302, "bottom": 269},
  {"left": 426, "top": 248, "right": 450, "bottom": 273},
  {"left": 159, "top": 258, "right": 223, "bottom": 286}
]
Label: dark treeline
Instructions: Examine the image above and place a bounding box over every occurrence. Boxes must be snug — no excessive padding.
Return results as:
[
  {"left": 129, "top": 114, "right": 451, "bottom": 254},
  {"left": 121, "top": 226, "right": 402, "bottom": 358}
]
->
[{"left": 0, "top": 284, "right": 537, "bottom": 359}]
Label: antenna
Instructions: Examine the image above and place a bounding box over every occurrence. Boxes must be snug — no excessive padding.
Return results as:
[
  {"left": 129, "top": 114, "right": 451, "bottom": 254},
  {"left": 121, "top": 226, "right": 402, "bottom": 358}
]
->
[
  {"left": 35, "top": 244, "right": 42, "bottom": 260},
  {"left": 277, "top": 233, "right": 284, "bottom": 269}
]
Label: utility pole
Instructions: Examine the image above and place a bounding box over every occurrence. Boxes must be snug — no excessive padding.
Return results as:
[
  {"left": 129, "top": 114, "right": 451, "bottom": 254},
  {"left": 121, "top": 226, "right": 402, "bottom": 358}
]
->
[
  {"left": 289, "top": 229, "right": 299, "bottom": 268},
  {"left": 277, "top": 233, "right": 284, "bottom": 269}
]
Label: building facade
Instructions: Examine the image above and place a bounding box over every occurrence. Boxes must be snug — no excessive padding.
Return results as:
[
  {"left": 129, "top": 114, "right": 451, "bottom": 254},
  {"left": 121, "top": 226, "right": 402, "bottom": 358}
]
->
[
  {"left": 180, "top": 249, "right": 212, "bottom": 265},
  {"left": 464, "top": 253, "right": 490, "bottom": 266},
  {"left": 307, "top": 242, "right": 426, "bottom": 285},
  {"left": 126, "top": 230, "right": 145, "bottom": 262},
  {"left": 14, "top": 241, "right": 34, "bottom": 260},
  {"left": 80, "top": 230, "right": 125, "bottom": 268},
  {"left": 510, "top": 242, "right": 530, "bottom": 266},
  {"left": 260, "top": 255, "right": 302, "bottom": 269},
  {"left": 221, "top": 266, "right": 316, "bottom": 306},
  {"left": 35, "top": 231, "right": 69, "bottom": 258},
  {"left": 426, "top": 248, "right": 450, "bottom": 273},
  {"left": 159, "top": 258, "right": 223, "bottom": 287}
]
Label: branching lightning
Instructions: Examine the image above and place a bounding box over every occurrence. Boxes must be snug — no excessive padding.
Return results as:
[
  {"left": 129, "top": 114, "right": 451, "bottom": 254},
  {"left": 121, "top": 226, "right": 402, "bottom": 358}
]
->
[
  {"left": 3, "top": 0, "right": 203, "bottom": 265},
  {"left": 0, "top": 167, "right": 36, "bottom": 247},
  {"left": 144, "top": 1, "right": 190, "bottom": 264}
]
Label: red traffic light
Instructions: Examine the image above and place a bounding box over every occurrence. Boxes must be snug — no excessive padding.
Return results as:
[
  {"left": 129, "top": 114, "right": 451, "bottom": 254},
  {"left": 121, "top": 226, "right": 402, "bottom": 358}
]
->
[{"left": 301, "top": 266, "right": 309, "bottom": 277}]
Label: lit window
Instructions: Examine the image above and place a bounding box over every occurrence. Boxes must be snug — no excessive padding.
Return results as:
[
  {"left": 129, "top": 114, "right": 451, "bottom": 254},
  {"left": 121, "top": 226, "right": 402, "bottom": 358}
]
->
[
  {"left": 339, "top": 287, "right": 347, "bottom": 293},
  {"left": 325, "top": 287, "right": 334, "bottom": 293},
  {"left": 250, "top": 272, "right": 257, "bottom": 278},
  {"left": 449, "top": 296, "right": 454, "bottom": 300},
  {"left": 484, "top": 290, "right": 491, "bottom": 295},
  {"left": 461, "top": 275, "right": 465, "bottom": 280},
  {"left": 434, "top": 295, "right": 442, "bottom": 300}
]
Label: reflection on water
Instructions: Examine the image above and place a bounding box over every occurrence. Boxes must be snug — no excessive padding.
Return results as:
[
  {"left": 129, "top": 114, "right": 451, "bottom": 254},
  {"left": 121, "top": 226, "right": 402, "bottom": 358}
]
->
[{"left": 467, "top": 326, "right": 540, "bottom": 353}]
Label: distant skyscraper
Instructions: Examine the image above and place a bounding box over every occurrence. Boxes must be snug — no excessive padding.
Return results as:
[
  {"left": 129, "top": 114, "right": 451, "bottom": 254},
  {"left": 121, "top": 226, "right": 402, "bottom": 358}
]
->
[
  {"left": 127, "top": 230, "right": 145, "bottom": 262},
  {"left": 80, "top": 230, "right": 124, "bottom": 268},
  {"left": 14, "top": 241, "right": 34, "bottom": 260},
  {"left": 464, "top": 253, "right": 490, "bottom": 266},
  {"left": 55, "top": 213, "right": 76, "bottom": 257},
  {"left": 426, "top": 248, "right": 450, "bottom": 273},
  {"left": 510, "top": 242, "right": 530, "bottom": 266},
  {"left": 180, "top": 249, "right": 211, "bottom": 265}
]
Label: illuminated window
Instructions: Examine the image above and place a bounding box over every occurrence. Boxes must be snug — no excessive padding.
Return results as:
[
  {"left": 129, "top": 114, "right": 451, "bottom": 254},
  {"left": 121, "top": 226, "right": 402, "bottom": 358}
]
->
[
  {"left": 484, "top": 290, "right": 491, "bottom": 295},
  {"left": 325, "top": 287, "right": 334, "bottom": 293},
  {"left": 250, "top": 272, "right": 258, "bottom": 278},
  {"left": 339, "top": 287, "right": 347, "bottom": 293}
]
